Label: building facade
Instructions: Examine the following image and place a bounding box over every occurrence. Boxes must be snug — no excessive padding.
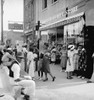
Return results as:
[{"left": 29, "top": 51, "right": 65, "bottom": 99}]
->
[
  {"left": 35, "top": 0, "right": 94, "bottom": 47},
  {"left": 23, "top": 0, "right": 94, "bottom": 50},
  {"left": 23, "top": 0, "right": 36, "bottom": 47}
]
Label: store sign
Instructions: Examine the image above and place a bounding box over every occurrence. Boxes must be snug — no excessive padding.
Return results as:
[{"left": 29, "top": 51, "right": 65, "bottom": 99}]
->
[
  {"left": 65, "top": 16, "right": 81, "bottom": 25},
  {"left": 68, "top": 6, "right": 78, "bottom": 14},
  {"left": 42, "top": 6, "right": 78, "bottom": 24},
  {"left": 53, "top": 16, "right": 81, "bottom": 28},
  {"left": 8, "top": 23, "right": 23, "bottom": 30},
  {"left": 42, "top": 11, "right": 66, "bottom": 24}
]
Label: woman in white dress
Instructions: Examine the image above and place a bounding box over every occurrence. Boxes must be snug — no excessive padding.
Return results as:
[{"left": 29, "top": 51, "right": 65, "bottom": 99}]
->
[
  {"left": 66, "top": 45, "right": 75, "bottom": 79},
  {"left": 27, "top": 48, "right": 35, "bottom": 80}
]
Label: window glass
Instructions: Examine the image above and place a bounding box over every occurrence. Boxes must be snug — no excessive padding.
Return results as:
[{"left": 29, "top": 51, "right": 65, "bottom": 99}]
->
[
  {"left": 52, "top": 0, "right": 57, "bottom": 3},
  {"left": 42, "top": 0, "right": 47, "bottom": 9}
]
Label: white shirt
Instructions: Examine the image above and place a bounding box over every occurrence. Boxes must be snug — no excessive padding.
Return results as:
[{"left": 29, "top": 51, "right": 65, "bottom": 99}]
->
[{"left": 11, "top": 63, "right": 21, "bottom": 80}]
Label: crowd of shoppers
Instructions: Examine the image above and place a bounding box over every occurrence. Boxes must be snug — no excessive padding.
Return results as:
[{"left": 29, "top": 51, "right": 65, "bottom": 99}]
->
[
  {"left": 0, "top": 40, "right": 94, "bottom": 99},
  {"left": 42, "top": 42, "right": 94, "bottom": 81}
]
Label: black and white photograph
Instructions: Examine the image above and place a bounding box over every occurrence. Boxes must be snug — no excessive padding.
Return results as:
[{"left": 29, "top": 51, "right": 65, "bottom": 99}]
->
[{"left": 0, "top": 0, "right": 94, "bottom": 100}]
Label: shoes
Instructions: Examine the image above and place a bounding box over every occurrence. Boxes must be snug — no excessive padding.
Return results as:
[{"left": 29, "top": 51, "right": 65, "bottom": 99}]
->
[
  {"left": 67, "top": 76, "right": 73, "bottom": 79},
  {"left": 39, "top": 78, "right": 43, "bottom": 80},
  {"left": 60, "top": 70, "right": 65, "bottom": 72},
  {"left": 81, "top": 77, "right": 85, "bottom": 80},
  {"left": 43, "top": 78, "right": 48, "bottom": 82},
  {"left": 52, "top": 76, "right": 56, "bottom": 81},
  {"left": 77, "top": 76, "right": 81, "bottom": 79},
  {"left": 87, "top": 80, "right": 92, "bottom": 83},
  {"left": 23, "top": 94, "right": 30, "bottom": 100},
  {"left": 32, "top": 77, "right": 35, "bottom": 81}
]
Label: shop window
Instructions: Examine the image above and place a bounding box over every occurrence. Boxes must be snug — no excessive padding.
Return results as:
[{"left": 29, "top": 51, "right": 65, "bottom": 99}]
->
[
  {"left": 51, "top": 35, "right": 56, "bottom": 41},
  {"left": 64, "top": 20, "right": 85, "bottom": 44},
  {"left": 42, "top": 0, "right": 47, "bottom": 9},
  {"left": 52, "top": 0, "right": 58, "bottom": 3}
]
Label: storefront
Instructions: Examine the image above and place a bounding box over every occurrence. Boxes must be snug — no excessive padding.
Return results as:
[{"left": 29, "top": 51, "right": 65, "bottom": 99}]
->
[
  {"left": 64, "top": 12, "right": 85, "bottom": 45},
  {"left": 40, "top": 12, "right": 85, "bottom": 46},
  {"left": 39, "top": 0, "right": 94, "bottom": 48}
]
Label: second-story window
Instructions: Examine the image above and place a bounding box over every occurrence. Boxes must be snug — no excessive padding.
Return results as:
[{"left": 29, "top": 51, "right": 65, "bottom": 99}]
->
[
  {"left": 52, "top": 0, "right": 57, "bottom": 3},
  {"left": 42, "top": 0, "right": 47, "bottom": 9}
]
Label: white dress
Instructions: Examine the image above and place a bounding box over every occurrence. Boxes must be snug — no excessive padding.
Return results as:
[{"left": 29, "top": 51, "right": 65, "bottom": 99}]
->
[
  {"left": 66, "top": 50, "right": 74, "bottom": 72},
  {"left": 27, "top": 51, "right": 35, "bottom": 78}
]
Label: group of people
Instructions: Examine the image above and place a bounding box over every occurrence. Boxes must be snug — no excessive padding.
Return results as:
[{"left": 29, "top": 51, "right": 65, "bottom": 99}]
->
[
  {"left": 60, "top": 44, "right": 94, "bottom": 80},
  {"left": 1, "top": 41, "right": 94, "bottom": 99},
  {"left": 0, "top": 45, "right": 36, "bottom": 100},
  {"left": 37, "top": 52, "right": 56, "bottom": 81},
  {"left": 21, "top": 44, "right": 56, "bottom": 82},
  {"left": 40, "top": 42, "right": 94, "bottom": 82}
]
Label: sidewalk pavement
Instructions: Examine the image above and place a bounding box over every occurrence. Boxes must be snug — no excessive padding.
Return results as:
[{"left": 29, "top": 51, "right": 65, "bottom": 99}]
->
[
  {"left": 35, "top": 83, "right": 94, "bottom": 100},
  {"left": 0, "top": 63, "right": 94, "bottom": 100},
  {"left": 35, "top": 64, "right": 88, "bottom": 89},
  {"left": 33, "top": 64, "right": 94, "bottom": 100}
]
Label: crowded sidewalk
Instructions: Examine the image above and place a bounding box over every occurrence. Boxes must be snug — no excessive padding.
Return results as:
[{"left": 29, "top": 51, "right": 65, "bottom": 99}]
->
[{"left": 35, "top": 64, "right": 87, "bottom": 88}]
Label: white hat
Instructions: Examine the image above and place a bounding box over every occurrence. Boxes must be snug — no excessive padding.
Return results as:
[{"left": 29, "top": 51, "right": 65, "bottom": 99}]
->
[
  {"left": 7, "top": 48, "right": 12, "bottom": 51},
  {"left": 68, "top": 45, "right": 73, "bottom": 49},
  {"left": 70, "top": 45, "right": 75, "bottom": 50}
]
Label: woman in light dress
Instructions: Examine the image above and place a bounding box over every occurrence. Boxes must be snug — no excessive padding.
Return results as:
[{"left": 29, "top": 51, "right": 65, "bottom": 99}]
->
[
  {"left": 73, "top": 45, "right": 79, "bottom": 75},
  {"left": 66, "top": 45, "right": 75, "bottom": 79},
  {"left": 60, "top": 45, "right": 67, "bottom": 71},
  {"left": 27, "top": 47, "right": 36, "bottom": 80}
]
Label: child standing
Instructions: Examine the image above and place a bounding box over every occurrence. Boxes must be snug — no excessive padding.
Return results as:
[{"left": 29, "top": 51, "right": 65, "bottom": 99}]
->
[{"left": 37, "top": 53, "right": 44, "bottom": 80}]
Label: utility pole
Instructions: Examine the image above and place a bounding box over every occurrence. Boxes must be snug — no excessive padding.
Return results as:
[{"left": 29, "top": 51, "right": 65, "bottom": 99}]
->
[
  {"left": 1, "top": 0, "right": 4, "bottom": 44},
  {"left": 36, "top": 20, "right": 40, "bottom": 62},
  {"left": 36, "top": 20, "right": 40, "bottom": 49}
]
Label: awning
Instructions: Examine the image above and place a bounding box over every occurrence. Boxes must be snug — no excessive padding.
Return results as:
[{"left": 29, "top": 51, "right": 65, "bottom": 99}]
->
[
  {"left": 24, "top": 28, "right": 33, "bottom": 34},
  {"left": 24, "top": 28, "right": 34, "bottom": 36},
  {"left": 40, "top": 12, "right": 84, "bottom": 31}
]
